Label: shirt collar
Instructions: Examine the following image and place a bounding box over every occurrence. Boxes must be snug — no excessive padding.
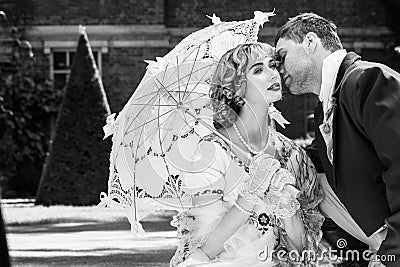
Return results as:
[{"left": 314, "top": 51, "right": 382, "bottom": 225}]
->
[{"left": 319, "top": 49, "right": 347, "bottom": 103}]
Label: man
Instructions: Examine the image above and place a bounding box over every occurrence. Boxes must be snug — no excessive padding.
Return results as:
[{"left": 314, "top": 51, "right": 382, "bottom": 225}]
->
[{"left": 275, "top": 13, "right": 400, "bottom": 267}]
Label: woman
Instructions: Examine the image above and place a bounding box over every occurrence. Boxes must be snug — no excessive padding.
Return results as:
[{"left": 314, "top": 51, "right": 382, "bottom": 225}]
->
[{"left": 170, "top": 43, "right": 325, "bottom": 266}]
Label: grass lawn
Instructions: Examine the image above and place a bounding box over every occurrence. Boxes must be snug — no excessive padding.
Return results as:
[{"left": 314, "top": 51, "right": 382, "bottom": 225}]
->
[
  {"left": 1, "top": 199, "right": 176, "bottom": 226},
  {"left": 2, "top": 204, "right": 126, "bottom": 227},
  {"left": 2, "top": 200, "right": 177, "bottom": 267}
]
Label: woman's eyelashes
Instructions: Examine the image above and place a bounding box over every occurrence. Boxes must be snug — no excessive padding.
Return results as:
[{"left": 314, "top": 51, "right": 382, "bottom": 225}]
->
[
  {"left": 254, "top": 62, "right": 277, "bottom": 73},
  {"left": 251, "top": 58, "right": 279, "bottom": 74},
  {"left": 253, "top": 67, "right": 263, "bottom": 74}
]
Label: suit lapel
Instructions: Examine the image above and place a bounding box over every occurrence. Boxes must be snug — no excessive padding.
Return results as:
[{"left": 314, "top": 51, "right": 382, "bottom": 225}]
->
[
  {"left": 332, "top": 52, "right": 361, "bottom": 98},
  {"left": 316, "top": 52, "right": 361, "bottom": 190}
]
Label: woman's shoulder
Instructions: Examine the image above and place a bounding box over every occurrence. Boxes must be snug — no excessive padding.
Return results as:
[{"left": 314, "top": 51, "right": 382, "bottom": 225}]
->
[
  {"left": 275, "top": 131, "right": 303, "bottom": 157},
  {"left": 200, "top": 133, "right": 249, "bottom": 173},
  {"left": 275, "top": 131, "right": 297, "bottom": 146}
]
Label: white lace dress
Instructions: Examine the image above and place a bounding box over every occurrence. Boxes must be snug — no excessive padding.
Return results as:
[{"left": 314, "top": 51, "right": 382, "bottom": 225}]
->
[{"left": 170, "top": 132, "right": 325, "bottom": 267}]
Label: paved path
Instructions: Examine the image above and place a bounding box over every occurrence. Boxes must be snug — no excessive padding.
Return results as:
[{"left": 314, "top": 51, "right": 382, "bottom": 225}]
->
[{"left": 7, "top": 220, "right": 177, "bottom": 267}]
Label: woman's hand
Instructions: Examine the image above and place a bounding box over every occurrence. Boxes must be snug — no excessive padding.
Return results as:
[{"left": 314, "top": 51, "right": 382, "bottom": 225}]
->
[
  {"left": 268, "top": 168, "right": 296, "bottom": 192},
  {"left": 270, "top": 171, "right": 304, "bottom": 252},
  {"left": 246, "top": 155, "right": 281, "bottom": 198},
  {"left": 244, "top": 155, "right": 296, "bottom": 201},
  {"left": 263, "top": 168, "right": 301, "bottom": 219}
]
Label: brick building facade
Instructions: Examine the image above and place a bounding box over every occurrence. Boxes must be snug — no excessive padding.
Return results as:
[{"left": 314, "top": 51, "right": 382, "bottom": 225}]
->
[{"left": 2, "top": 0, "right": 399, "bottom": 138}]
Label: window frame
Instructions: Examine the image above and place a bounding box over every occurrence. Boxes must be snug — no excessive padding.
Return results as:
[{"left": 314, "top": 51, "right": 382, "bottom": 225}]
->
[{"left": 49, "top": 48, "right": 102, "bottom": 89}]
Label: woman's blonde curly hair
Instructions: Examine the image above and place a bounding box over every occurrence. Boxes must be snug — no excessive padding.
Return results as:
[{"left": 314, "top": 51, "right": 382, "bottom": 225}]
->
[{"left": 210, "top": 42, "right": 275, "bottom": 129}]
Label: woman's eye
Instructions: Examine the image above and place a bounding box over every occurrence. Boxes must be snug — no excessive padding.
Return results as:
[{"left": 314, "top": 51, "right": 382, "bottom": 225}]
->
[{"left": 254, "top": 67, "right": 262, "bottom": 74}]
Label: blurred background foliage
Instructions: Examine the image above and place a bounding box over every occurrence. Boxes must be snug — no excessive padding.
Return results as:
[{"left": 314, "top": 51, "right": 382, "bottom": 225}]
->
[
  {"left": 1, "top": 0, "right": 400, "bottom": 200},
  {"left": 0, "top": 13, "right": 62, "bottom": 198}
]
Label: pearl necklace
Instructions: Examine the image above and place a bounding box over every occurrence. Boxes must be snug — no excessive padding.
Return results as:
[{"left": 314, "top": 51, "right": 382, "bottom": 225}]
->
[{"left": 232, "top": 121, "right": 271, "bottom": 157}]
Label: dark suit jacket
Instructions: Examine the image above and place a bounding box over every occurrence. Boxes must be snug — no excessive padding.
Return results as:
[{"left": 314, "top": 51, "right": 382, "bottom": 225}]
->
[{"left": 309, "top": 52, "right": 400, "bottom": 266}]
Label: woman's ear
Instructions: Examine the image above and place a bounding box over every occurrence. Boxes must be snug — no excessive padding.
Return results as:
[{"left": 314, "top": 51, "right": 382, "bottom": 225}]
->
[{"left": 302, "top": 32, "right": 318, "bottom": 54}]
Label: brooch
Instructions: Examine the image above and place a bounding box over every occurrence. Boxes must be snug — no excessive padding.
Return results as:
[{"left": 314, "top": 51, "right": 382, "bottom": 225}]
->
[
  {"left": 322, "top": 122, "right": 331, "bottom": 135},
  {"left": 250, "top": 212, "right": 274, "bottom": 235},
  {"left": 325, "top": 97, "right": 337, "bottom": 120}
]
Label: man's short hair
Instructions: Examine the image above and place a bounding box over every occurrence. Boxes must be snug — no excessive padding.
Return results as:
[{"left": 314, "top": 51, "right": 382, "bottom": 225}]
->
[{"left": 274, "top": 12, "right": 343, "bottom": 52}]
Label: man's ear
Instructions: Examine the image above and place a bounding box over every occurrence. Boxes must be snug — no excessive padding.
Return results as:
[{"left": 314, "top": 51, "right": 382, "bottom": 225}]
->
[{"left": 302, "top": 32, "right": 318, "bottom": 54}]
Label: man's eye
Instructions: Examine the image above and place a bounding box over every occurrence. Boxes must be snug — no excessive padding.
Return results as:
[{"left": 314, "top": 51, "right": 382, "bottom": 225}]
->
[
  {"left": 274, "top": 54, "right": 285, "bottom": 61},
  {"left": 273, "top": 55, "right": 283, "bottom": 67},
  {"left": 275, "top": 56, "right": 285, "bottom": 69}
]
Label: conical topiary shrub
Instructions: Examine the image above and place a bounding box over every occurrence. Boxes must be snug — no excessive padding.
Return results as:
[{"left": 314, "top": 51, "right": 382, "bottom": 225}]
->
[{"left": 36, "top": 27, "right": 111, "bottom": 205}]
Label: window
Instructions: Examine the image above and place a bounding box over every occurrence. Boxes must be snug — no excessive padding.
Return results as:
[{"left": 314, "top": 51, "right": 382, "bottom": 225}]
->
[{"left": 50, "top": 49, "right": 101, "bottom": 90}]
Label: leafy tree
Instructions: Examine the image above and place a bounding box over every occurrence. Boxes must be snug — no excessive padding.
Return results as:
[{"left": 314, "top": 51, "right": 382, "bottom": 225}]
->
[{"left": 0, "top": 13, "right": 61, "bottom": 197}]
